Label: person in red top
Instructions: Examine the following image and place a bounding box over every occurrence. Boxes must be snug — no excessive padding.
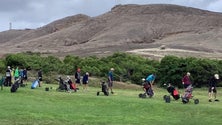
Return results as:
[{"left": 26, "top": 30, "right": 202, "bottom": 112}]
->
[{"left": 182, "top": 72, "right": 191, "bottom": 89}]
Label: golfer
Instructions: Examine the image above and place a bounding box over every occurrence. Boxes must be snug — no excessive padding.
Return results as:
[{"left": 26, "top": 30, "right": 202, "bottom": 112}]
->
[{"left": 208, "top": 74, "right": 220, "bottom": 102}]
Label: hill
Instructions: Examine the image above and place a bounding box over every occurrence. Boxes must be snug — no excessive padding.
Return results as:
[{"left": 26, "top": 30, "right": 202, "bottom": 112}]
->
[{"left": 0, "top": 4, "right": 222, "bottom": 59}]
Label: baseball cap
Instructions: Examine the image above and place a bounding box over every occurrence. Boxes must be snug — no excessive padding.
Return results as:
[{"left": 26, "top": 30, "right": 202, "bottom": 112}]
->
[{"left": 214, "top": 74, "right": 219, "bottom": 79}]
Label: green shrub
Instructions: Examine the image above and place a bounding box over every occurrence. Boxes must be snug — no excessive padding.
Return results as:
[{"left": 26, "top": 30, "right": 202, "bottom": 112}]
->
[{"left": 2, "top": 52, "right": 222, "bottom": 88}]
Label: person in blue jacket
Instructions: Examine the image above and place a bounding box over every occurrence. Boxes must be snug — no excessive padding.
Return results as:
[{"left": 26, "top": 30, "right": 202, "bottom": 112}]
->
[
  {"left": 146, "top": 74, "right": 156, "bottom": 85},
  {"left": 108, "top": 68, "right": 114, "bottom": 94}
]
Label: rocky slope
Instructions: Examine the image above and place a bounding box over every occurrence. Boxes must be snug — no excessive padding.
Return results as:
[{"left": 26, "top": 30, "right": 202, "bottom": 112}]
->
[{"left": 0, "top": 4, "right": 222, "bottom": 59}]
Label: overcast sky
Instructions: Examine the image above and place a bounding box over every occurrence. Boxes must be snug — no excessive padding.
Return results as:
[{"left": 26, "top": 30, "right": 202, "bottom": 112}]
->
[{"left": 1, "top": 0, "right": 222, "bottom": 32}]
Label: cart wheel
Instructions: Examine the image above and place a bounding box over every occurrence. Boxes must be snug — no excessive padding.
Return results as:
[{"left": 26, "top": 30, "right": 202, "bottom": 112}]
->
[
  {"left": 139, "top": 93, "right": 147, "bottom": 98},
  {"left": 142, "top": 93, "right": 147, "bottom": 98},
  {"left": 182, "top": 98, "right": 189, "bottom": 104},
  {"left": 194, "top": 99, "right": 199, "bottom": 104},
  {"left": 138, "top": 93, "right": 143, "bottom": 98}
]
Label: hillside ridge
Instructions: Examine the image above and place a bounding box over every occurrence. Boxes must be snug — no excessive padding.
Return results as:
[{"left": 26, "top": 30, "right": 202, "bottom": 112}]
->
[{"left": 0, "top": 4, "right": 222, "bottom": 59}]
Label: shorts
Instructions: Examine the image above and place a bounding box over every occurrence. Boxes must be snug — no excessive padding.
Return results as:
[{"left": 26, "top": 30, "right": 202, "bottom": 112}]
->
[
  {"left": 75, "top": 79, "right": 80, "bottom": 84},
  {"left": 82, "top": 81, "right": 88, "bottom": 85},
  {"left": 23, "top": 76, "right": 27, "bottom": 80},
  {"left": 209, "top": 87, "right": 217, "bottom": 93},
  {"left": 108, "top": 81, "right": 113, "bottom": 87},
  {"left": 39, "top": 77, "right": 42, "bottom": 81}
]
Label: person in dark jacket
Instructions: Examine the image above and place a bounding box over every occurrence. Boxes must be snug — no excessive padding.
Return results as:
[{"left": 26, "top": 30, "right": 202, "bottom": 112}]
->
[
  {"left": 82, "top": 72, "right": 89, "bottom": 91},
  {"left": 38, "top": 69, "right": 42, "bottom": 87},
  {"left": 75, "top": 68, "right": 81, "bottom": 87},
  {"left": 208, "top": 74, "right": 220, "bottom": 102},
  {"left": 5, "top": 66, "right": 12, "bottom": 86},
  {"left": 23, "top": 68, "right": 28, "bottom": 81}
]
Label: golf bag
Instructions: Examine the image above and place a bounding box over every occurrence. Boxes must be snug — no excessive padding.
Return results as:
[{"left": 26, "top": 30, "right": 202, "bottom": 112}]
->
[
  {"left": 167, "top": 84, "right": 180, "bottom": 100},
  {"left": 181, "top": 85, "right": 199, "bottom": 104},
  {"left": 56, "top": 77, "right": 69, "bottom": 92},
  {"left": 139, "top": 81, "right": 154, "bottom": 98},
  {"left": 69, "top": 82, "right": 78, "bottom": 92},
  {"left": 138, "top": 87, "right": 154, "bottom": 98},
  {"left": 11, "top": 79, "right": 21, "bottom": 92},
  {"left": 163, "top": 84, "right": 180, "bottom": 103},
  {"left": 97, "top": 82, "right": 109, "bottom": 96},
  {"left": 31, "top": 79, "right": 39, "bottom": 89}
]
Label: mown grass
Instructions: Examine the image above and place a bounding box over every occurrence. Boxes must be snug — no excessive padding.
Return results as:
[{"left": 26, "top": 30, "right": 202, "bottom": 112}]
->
[{"left": 0, "top": 82, "right": 221, "bottom": 125}]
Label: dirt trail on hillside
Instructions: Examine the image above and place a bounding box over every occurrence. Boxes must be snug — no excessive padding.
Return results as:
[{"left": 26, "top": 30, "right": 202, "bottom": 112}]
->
[{"left": 127, "top": 48, "right": 222, "bottom": 60}]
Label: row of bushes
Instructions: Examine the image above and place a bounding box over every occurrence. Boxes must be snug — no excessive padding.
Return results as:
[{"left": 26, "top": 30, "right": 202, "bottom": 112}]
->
[
  {"left": 0, "top": 52, "right": 221, "bottom": 88},
  {"left": 158, "top": 56, "right": 222, "bottom": 88}
]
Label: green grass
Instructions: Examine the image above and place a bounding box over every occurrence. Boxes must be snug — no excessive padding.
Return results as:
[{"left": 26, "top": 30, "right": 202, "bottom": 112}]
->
[{"left": 0, "top": 83, "right": 221, "bottom": 125}]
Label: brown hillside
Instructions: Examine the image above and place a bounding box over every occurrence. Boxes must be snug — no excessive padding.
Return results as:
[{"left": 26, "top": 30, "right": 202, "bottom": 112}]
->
[
  {"left": 0, "top": 4, "right": 222, "bottom": 59},
  {"left": 0, "top": 29, "right": 31, "bottom": 43}
]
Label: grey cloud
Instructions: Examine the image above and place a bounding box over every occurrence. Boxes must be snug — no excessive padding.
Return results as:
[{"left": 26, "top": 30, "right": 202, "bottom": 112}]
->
[
  {"left": 207, "top": 0, "right": 222, "bottom": 12},
  {"left": 1, "top": 0, "right": 222, "bottom": 32},
  {"left": 0, "top": 0, "right": 30, "bottom": 12}
]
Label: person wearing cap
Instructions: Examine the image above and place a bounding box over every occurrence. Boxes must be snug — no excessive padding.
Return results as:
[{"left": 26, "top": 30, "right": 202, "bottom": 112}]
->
[
  {"left": 182, "top": 72, "right": 191, "bottom": 89},
  {"left": 208, "top": 74, "right": 220, "bottom": 102},
  {"left": 5, "top": 66, "right": 12, "bottom": 86},
  {"left": 82, "top": 72, "right": 89, "bottom": 91},
  {"left": 108, "top": 68, "right": 114, "bottom": 94}
]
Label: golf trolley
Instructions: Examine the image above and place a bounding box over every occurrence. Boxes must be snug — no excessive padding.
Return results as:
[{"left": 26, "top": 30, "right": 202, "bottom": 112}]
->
[
  {"left": 97, "top": 81, "right": 109, "bottom": 96},
  {"left": 181, "top": 85, "right": 199, "bottom": 104},
  {"left": 163, "top": 83, "right": 199, "bottom": 104},
  {"left": 138, "top": 80, "right": 154, "bottom": 98}
]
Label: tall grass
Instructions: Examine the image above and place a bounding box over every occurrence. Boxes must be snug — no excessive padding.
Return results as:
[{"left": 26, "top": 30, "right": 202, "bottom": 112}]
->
[{"left": 0, "top": 83, "right": 221, "bottom": 125}]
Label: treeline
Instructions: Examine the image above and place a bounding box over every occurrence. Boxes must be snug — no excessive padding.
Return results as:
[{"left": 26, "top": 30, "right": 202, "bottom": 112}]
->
[{"left": 0, "top": 52, "right": 221, "bottom": 88}]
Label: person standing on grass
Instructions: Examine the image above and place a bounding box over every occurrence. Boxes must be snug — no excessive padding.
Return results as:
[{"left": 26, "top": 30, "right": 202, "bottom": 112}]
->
[
  {"left": 208, "top": 74, "right": 220, "bottom": 102},
  {"left": 23, "top": 68, "right": 28, "bottom": 82},
  {"left": 182, "top": 72, "right": 191, "bottom": 89},
  {"left": 10, "top": 67, "right": 15, "bottom": 84},
  {"left": 14, "top": 67, "right": 19, "bottom": 80},
  {"left": 19, "top": 68, "right": 24, "bottom": 85},
  {"left": 75, "top": 68, "right": 81, "bottom": 88},
  {"left": 82, "top": 72, "right": 89, "bottom": 91},
  {"left": 108, "top": 68, "right": 114, "bottom": 94},
  {"left": 5, "top": 66, "right": 12, "bottom": 86},
  {"left": 38, "top": 68, "right": 42, "bottom": 87}
]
